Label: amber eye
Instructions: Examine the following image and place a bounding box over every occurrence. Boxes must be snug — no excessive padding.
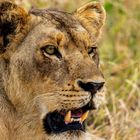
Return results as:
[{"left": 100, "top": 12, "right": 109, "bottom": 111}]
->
[
  {"left": 88, "top": 47, "right": 96, "bottom": 56},
  {"left": 42, "top": 45, "right": 56, "bottom": 55},
  {"left": 88, "top": 47, "right": 93, "bottom": 54},
  {"left": 88, "top": 47, "right": 99, "bottom": 66},
  {"left": 41, "top": 45, "right": 62, "bottom": 59}
]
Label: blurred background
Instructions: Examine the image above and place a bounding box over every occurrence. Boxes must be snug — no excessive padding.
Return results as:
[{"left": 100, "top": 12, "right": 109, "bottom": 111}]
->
[{"left": 17, "top": 0, "right": 140, "bottom": 139}]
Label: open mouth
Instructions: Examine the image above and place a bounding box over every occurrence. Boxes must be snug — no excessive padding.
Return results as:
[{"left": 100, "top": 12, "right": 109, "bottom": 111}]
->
[{"left": 43, "top": 102, "right": 96, "bottom": 134}]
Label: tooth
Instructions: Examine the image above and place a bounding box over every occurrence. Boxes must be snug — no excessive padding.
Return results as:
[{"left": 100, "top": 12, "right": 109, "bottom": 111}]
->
[
  {"left": 73, "top": 118, "right": 81, "bottom": 122},
  {"left": 71, "top": 118, "right": 74, "bottom": 122},
  {"left": 81, "top": 111, "right": 89, "bottom": 122},
  {"left": 64, "top": 111, "right": 71, "bottom": 124}
]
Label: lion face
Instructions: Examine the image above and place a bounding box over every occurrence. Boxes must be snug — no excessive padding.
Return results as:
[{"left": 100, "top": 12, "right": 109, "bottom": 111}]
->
[{"left": 0, "top": 1, "right": 106, "bottom": 140}]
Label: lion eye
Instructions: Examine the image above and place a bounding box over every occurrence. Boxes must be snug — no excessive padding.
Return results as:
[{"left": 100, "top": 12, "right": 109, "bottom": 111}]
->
[
  {"left": 88, "top": 47, "right": 99, "bottom": 66},
  {"left": 88, "top": 47, "right": 93, "bottom": 54},
  {"left": 42, "top": 45, "right": 56, "bottom": 55},
  {"left": 41, "top": 45, "right": 62, "bottom": 59},
  {"left": 88, "top": 47, "right": 96, "bottom": 56}
]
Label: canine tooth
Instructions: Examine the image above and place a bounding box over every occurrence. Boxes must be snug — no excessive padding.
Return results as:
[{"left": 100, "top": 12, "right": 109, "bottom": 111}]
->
[
  {"left": 81, "top": 111, "right": 89, "bottom": 122},
  {"left": 64, "top": 111, "right": 71, "bottom": 124}
]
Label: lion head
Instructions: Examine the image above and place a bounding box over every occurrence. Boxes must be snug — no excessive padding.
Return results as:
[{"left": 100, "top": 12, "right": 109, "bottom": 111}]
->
[{"left": 0, "top": 1, "right": 106, "bottom": 140}]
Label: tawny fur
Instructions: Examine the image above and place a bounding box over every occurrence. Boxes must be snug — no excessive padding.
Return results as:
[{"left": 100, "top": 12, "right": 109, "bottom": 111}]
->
[{"left": 0, "top": 0, "right": 106, "bottom": 140}]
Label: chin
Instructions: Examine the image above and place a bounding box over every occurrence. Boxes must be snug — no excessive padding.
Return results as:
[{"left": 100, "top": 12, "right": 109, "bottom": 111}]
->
[{"left": 47, "top": 131, "right": 92, "bottom": 140}]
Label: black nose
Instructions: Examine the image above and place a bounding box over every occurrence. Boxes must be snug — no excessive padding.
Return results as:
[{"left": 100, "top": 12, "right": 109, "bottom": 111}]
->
[{"left": 78, "top": 80, "right": 104, "bottom": 93}]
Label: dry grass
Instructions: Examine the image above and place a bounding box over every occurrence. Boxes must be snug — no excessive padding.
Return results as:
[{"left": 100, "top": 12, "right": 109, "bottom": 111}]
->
[{"left": 18, "top": 0, "right": 140, "bottom": 139}]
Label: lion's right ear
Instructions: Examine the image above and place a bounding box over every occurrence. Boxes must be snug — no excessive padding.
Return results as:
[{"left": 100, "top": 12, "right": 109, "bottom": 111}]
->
[{"left": 0, "top": 0, "right": 30, "bottom": 56}]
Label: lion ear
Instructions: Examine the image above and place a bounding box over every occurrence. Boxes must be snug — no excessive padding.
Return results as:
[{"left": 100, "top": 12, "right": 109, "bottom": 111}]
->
[
  {"left": 0, "top": 1, "right": 30, "bottom": 55},
  {"left": 75, "top": 2, "right": 106, "bottom": 40}
]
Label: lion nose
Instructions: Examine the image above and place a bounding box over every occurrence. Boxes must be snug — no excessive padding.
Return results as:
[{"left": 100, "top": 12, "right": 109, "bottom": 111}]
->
[{"left": 78, "top": 80, "right": 104, "bottom": 93}]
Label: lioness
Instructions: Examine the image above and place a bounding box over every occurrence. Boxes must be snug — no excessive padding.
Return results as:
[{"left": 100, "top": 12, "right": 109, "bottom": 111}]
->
[{"left": 0, "top": 0, "right": 106, "bottom": 140}]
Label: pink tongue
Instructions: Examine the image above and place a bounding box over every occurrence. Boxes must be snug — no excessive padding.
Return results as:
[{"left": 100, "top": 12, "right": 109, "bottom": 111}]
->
[
  {"left": 71, "top": 113, "right": 82, "bottom": 118},
  {"left": 72, "top": 110, "right": 83, "bottom": 118},
  {"left": 60, "top": 109, "right": 83, "bottom": 117}
]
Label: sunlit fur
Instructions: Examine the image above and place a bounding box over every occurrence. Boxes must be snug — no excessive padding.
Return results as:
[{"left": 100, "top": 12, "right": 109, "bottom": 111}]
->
[{"left": 0, "top": 0, "right": 106, "bottom": 140}]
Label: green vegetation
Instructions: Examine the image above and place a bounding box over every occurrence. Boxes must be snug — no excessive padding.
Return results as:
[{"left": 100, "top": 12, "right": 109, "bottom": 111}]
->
[
  {"left": 21, "top": 0, "right": 140, "bottom": 139},
  {"left": 98, "top": 1, "right": 140, "bottom": 139}
]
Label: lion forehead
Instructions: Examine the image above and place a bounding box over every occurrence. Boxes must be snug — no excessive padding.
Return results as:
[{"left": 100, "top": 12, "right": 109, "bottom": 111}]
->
[{"left": 29, "top": 9, "right": 94, "bottom": 47}]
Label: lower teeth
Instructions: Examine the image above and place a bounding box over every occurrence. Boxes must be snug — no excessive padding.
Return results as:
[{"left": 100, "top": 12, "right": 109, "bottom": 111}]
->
[{"left": 71, "top": 118, "right": 81, "bottom": 122}]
